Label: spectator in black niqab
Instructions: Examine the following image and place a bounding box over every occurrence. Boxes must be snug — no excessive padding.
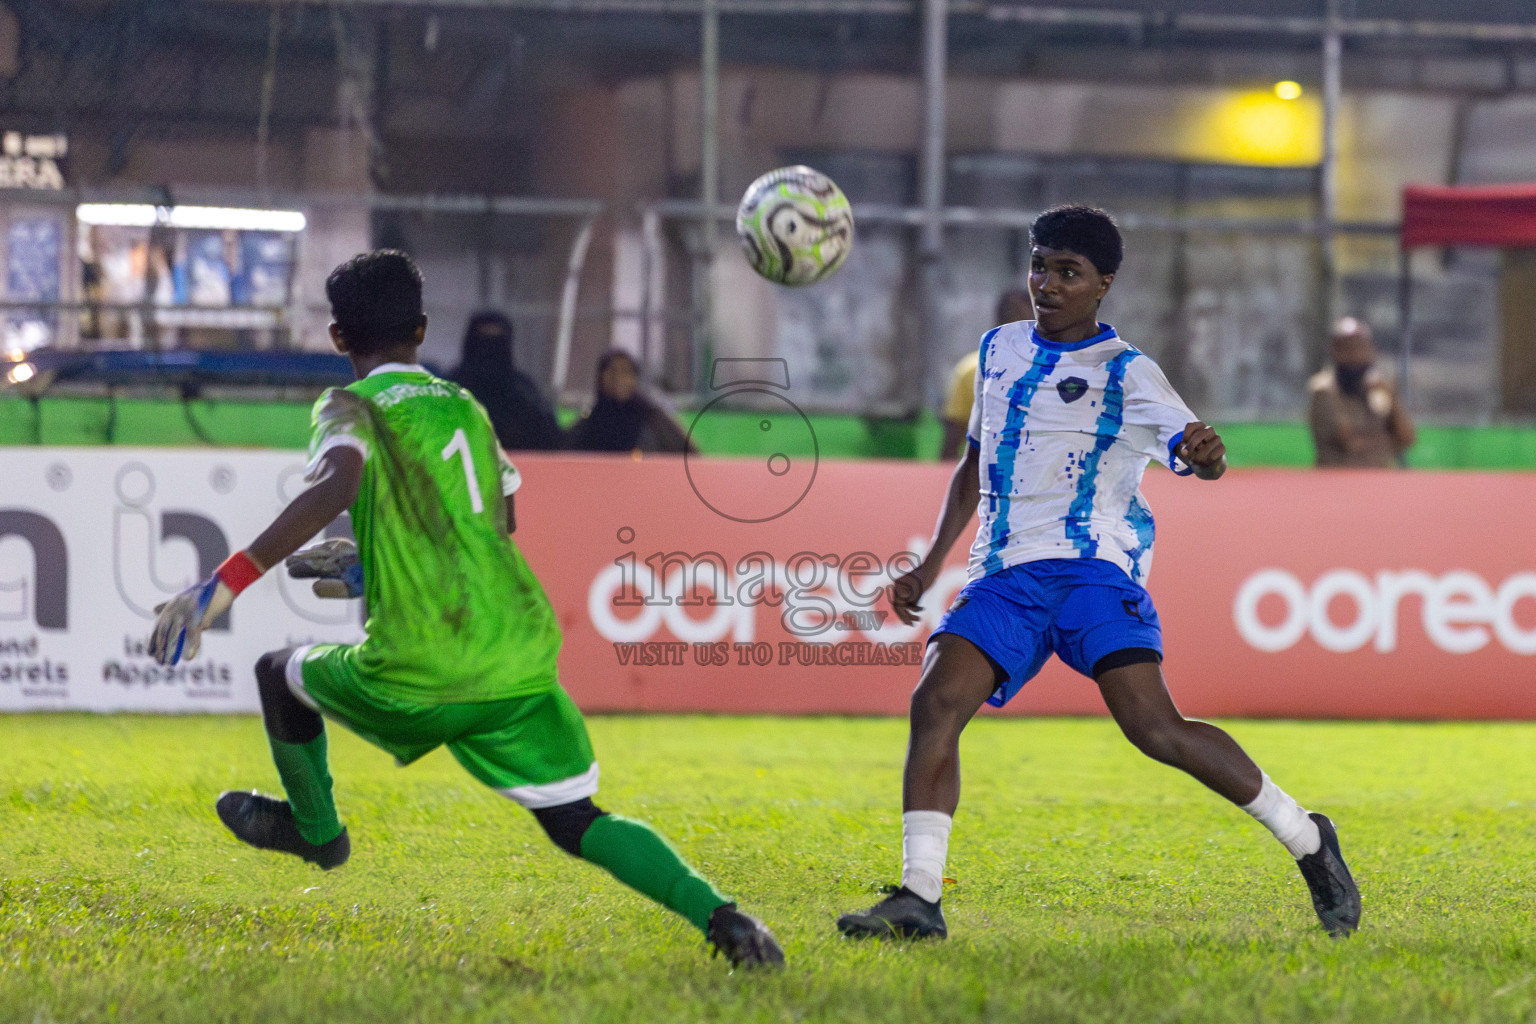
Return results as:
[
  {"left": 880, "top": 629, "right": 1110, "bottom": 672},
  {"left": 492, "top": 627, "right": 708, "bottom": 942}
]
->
[
  {"left": 566, "top": 349, "right": 696, "bottom": 454},
  {"left": 448, "top": 311, "right": 563, "bottom": 451}
]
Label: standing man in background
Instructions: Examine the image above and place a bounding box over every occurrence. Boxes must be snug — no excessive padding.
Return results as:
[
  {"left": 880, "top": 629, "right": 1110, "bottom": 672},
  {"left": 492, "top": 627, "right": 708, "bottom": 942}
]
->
[
  {"left": 938, "top": 289, "right": 1033, "bottom": 460},
  {"left": 1308, "top": 316, "right": 1416, "bottom": 468}
]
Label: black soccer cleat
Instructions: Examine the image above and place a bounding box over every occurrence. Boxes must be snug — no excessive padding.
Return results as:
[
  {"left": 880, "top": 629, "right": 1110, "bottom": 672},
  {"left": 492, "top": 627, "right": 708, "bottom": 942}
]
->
[
  {"left": 836, "top": 885, "right": 948, "bottom": 940},
  {"left": 215, "top": 790, "right": 351, "bottom": 871},
  {"left": 705, "top": 904, "right": 785, "bottom": 969},
  {"left": 1296, "top": 812, "right": 1361, "bottom": 937}
]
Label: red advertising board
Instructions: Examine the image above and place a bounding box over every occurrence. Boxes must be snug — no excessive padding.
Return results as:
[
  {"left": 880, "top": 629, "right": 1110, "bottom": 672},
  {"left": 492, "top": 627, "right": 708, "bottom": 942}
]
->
[{"left": 510, "top": 455, "right": 1536, "bottom": 720}]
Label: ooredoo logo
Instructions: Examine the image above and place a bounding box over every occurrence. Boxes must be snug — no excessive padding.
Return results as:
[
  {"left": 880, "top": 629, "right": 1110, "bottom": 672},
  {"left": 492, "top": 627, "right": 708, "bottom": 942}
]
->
[{"left": 1234, "top": 568, "right": 1536, "bottom": 655}]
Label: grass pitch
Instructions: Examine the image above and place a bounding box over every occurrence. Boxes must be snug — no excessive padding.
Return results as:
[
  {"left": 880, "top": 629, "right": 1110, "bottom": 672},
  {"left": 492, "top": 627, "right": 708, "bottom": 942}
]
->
[{"left": 4, "top": 713, "right": 1536, "bottom": 1023}]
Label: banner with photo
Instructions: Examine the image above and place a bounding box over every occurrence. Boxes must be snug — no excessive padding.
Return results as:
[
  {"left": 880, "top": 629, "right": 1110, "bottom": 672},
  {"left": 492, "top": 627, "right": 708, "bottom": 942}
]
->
[{"left": 4, "top": 447, "right": 1536, "bottom": 718}]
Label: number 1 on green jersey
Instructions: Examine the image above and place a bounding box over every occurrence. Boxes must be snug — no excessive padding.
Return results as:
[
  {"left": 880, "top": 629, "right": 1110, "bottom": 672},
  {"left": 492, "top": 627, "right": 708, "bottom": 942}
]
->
[{"left": 441, "top": 427, "right": 485, "bottom": 514}]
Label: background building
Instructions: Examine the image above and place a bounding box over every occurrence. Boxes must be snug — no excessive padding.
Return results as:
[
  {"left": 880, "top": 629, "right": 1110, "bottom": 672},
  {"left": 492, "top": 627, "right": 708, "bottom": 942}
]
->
[{"left": 1, "top": 0, "right": 1535, "bottom": 426}]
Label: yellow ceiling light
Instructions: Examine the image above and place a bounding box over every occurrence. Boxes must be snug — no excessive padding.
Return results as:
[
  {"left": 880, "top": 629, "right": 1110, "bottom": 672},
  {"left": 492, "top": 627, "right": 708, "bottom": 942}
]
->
[
  {"left": 1182, "top": 89, "right": 1322, "bottom": 166},
  {"left": 1274, "top": 81, "right": 1304, "bottom": 100}
]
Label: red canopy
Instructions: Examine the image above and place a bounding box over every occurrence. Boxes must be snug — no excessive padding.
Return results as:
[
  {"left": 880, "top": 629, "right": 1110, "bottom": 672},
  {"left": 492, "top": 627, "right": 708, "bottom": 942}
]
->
[{"left": 1402, "top": 182, "right": 1536, "bottom": 249}]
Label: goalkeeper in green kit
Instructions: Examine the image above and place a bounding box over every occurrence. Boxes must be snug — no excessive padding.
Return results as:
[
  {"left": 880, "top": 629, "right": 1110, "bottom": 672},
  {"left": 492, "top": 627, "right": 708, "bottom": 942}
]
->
[{"left": 149, "top": 249, "right": 783, "bottom": 969}]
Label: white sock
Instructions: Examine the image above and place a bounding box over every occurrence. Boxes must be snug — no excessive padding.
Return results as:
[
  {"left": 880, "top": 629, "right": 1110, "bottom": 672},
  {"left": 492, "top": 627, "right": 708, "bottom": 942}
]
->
[
  {"left": 1241, "top": 772, "right": 1321, "bottom": 858},
  {"left": 900, "top": 810, "right": 952, "bottom": 903}
]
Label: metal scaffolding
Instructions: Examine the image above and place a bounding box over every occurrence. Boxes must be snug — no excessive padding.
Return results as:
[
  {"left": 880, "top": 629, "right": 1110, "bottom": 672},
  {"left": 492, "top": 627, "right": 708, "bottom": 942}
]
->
[{"left": 214, "top": 0, "right": 1536, "bottom": 42}]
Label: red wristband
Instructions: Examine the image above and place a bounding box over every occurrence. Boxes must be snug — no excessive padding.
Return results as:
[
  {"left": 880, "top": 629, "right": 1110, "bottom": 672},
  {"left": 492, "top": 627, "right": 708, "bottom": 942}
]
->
[{"left": 216, "top": 550, "right": 265, "bottom": 596}]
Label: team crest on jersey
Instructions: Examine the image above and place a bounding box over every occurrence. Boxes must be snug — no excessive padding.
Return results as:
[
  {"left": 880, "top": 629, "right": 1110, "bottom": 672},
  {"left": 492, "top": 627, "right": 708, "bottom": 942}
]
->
[{"left": 1056, "top": 377, "right": 1089, "bottom": 403}]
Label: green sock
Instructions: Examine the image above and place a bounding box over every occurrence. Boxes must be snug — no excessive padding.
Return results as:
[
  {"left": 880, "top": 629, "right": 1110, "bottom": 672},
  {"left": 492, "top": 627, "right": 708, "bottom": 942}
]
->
[
  {"left": 578, "top": 814, "right": 730, "bottom": 932},
  {"left": 267, "top": 733, "right": 344, "bottom": 846}
]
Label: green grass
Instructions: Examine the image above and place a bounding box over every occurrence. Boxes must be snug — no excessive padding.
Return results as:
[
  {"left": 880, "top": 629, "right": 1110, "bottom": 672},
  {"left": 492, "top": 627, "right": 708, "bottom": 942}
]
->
[{"left": 4, "top": 714, "right": 1536, "bottom": 1023}]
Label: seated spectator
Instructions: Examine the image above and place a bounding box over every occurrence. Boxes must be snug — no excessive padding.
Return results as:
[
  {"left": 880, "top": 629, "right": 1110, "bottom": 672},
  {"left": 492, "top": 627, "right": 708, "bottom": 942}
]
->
[
  {"left": 939, "top": 288, "right": 1033, "bottom": 459},
  {"left": 566, "top": 349, "right": 695, "bottom": 455},
  {"left": 1308, "top": 316, "right": 1416, "bottom": 468},
  {"left": 447, "top": 311, "right": 562, "bottom": 451}
]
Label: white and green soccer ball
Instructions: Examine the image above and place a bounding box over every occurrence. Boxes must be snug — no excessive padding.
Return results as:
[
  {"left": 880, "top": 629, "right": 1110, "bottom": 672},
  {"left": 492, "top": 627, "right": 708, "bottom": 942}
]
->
[{"left": 735, "top": 165, "right": 854, "bottom": 286}]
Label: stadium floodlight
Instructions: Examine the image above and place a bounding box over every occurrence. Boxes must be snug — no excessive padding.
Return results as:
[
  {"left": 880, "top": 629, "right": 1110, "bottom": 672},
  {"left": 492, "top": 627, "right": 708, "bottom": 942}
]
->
[
  {"left": 6, "top": 360, "right": 36, "bottom": 384},
  {"left": 75, "top": 203, "right": 306, "bottom": 232},
  {"left": 1274, "top": 80, "right": 1303, "bottom": 100}
]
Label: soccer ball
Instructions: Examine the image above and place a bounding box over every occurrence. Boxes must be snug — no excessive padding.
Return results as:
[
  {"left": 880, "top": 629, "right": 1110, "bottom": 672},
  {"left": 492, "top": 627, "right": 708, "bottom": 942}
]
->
[{"left": 735, "top": 165, "right": 854, "bottom": 286}]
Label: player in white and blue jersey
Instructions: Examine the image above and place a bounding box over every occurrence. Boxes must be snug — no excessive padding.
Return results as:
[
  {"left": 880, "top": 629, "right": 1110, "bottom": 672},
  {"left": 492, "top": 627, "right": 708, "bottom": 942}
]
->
[{"left": 837, "top": 206, "right": 1360, "bottom": 941}]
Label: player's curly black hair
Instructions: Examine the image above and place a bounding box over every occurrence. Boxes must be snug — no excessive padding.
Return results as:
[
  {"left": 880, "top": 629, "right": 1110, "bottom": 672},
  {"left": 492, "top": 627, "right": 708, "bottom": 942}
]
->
[
  {"left": 1029, "top": 205, "right": 1123, "bottom": 276},
  {"left": 325, "top": 249, "right": 425, "bottom": 354}
]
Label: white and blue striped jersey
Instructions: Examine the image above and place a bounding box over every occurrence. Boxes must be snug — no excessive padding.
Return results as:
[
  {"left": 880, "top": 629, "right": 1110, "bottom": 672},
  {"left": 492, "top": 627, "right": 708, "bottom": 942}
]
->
[{"left": 965, "top": 321, "right": 1196, "bottom": 584}]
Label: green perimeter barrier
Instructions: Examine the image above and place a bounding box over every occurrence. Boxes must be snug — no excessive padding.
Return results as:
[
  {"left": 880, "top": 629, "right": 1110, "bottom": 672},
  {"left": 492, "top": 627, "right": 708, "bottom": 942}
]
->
[
  {"left": 5, "top": 395, "right": 1536, "bottom": 469},
  {"left": 0, "top": 395, "right": 315, "bottom": 449}
]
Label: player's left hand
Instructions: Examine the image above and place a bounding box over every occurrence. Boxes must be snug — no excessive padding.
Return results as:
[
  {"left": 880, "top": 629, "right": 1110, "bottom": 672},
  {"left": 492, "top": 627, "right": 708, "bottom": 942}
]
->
[
  {"left": 1176, "top": 420, "right": 1226, "bottom": 477},
  {"left": 149, "top": 575, "right": 235, "bottom": 666}
]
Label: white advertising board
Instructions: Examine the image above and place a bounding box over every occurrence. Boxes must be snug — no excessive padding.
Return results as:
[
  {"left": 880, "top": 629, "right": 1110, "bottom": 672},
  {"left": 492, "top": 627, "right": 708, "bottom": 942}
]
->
[{"left": 0, "top": 447, "right": 364, "bottom": 712}]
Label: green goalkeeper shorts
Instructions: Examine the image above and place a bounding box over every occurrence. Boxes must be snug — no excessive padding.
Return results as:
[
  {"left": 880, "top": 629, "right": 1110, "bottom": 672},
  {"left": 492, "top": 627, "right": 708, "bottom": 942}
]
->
[{"left": 284, "top": 643, "right": 599, "bottom": 807}]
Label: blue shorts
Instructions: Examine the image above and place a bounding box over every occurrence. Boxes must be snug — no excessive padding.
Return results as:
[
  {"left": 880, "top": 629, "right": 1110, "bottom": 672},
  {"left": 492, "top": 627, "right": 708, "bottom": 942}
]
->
[{"left": 931, "top": 558, "right": 1163, "bottom": 707}]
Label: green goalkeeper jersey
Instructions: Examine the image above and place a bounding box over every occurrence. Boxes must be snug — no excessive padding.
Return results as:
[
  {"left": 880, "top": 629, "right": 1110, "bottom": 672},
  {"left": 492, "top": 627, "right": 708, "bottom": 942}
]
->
[{"left": 306, "top": 362, "right": 562, "bottom": 705}]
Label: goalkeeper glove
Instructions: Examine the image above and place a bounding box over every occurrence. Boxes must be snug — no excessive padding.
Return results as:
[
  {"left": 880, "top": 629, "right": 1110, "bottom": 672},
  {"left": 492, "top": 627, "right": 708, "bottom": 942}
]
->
[
  {"left": 286, "top": 537, "right": 364, "bottom": 599},
  {"left": 150, "top": 551, "right": 264, "bottom": 665}
]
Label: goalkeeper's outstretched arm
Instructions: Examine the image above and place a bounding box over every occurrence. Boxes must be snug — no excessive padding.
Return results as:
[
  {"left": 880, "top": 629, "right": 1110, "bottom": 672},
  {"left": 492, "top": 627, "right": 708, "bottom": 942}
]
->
[{"left": 149, "top": 447, "right": 363, "bottom": 665}]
